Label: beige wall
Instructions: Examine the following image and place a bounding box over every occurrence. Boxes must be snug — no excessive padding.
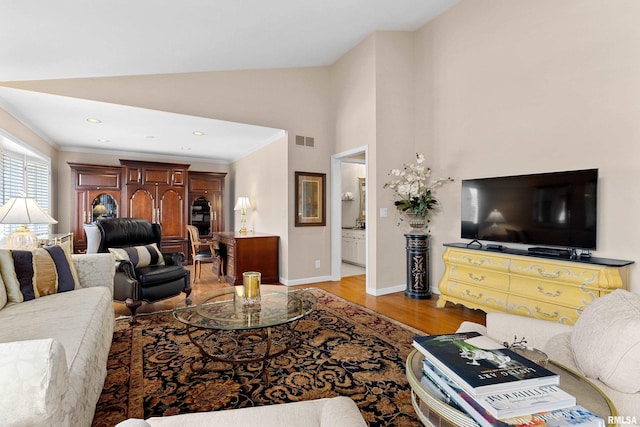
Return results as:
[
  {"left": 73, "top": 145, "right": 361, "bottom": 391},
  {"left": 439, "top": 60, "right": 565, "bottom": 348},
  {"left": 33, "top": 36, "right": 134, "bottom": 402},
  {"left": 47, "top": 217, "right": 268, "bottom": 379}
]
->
[
  {"left": 230, "top": 135, "right": 289, "bottom": 280},
  {"left": 2, "top": 0, "right": 639, "bottom": 292},
  {"left": 418, "top": 0, "right": 640, "bottom": 292}
]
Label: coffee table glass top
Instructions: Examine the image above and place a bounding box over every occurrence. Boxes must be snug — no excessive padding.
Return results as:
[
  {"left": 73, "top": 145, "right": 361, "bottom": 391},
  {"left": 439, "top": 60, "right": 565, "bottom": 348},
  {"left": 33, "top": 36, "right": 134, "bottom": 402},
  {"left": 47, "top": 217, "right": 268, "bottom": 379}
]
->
[{"left": 174, "top": 285, "right": 317, "bottom": 331}]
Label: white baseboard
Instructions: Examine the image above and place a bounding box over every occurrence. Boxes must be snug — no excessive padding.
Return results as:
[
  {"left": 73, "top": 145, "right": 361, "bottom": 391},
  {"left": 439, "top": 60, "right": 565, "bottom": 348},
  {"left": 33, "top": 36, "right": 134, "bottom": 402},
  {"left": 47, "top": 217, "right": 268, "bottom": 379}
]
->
[
  {"left": 279, "top": 275, "right": 333, "bottom": 286},
  {"left": 367, "top": 284, "right": 406, "bottom": 296}
]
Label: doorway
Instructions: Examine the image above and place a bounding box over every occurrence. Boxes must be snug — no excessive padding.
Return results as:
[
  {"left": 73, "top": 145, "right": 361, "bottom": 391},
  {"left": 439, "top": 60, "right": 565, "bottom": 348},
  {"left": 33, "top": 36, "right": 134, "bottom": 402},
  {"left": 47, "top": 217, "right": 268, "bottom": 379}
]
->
[{"left": 330, "top": 146, "right": 368, "bottom": 286}]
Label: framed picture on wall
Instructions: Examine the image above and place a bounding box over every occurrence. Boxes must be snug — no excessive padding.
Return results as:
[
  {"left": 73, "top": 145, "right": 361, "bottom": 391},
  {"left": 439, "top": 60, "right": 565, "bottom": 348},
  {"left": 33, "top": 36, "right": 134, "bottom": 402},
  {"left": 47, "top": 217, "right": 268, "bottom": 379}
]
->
[{"left": 295, "top": 171, "right": 326, "bottom": 227}]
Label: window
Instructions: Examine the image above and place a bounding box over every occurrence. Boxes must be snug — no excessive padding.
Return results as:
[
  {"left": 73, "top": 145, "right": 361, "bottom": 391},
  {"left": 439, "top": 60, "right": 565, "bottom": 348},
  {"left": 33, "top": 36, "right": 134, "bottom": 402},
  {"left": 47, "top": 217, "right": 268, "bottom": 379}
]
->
[{"left": 0, "top": 135, "right": 52, "bottom": 238}]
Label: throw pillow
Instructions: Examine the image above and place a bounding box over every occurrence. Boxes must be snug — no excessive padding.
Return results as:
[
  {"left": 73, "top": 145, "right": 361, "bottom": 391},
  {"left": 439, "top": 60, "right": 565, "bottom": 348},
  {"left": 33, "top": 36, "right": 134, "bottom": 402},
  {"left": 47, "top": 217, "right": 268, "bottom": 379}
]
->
[
  {"left": 0, "top": 249, "right": 23, "bottom": 305},
  {"left": 108, "top": 243, "right": 165, "bottom": 268},
  {"left": 571, "top": 289, "right": 640, "bottom": 393},
  {"left": 12, "top": 245, "right": 80, "bottom": 301}
]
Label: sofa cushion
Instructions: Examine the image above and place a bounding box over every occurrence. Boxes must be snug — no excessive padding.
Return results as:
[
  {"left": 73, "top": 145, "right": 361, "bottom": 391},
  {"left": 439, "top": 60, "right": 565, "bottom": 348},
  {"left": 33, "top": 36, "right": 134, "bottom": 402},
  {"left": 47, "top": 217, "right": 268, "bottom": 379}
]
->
[
  {"left": 571, "top": 289, "right": 640, "bottom": 393},
  {"left": 109, "top": 243, "right": 165, "bottom": 268}
]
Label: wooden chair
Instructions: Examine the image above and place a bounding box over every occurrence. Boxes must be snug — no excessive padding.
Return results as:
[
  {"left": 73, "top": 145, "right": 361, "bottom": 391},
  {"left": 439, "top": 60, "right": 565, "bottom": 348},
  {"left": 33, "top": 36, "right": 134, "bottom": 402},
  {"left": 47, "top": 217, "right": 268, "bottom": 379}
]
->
[{"left": 187, "top": 225, "right": 224, "bottom": 282}]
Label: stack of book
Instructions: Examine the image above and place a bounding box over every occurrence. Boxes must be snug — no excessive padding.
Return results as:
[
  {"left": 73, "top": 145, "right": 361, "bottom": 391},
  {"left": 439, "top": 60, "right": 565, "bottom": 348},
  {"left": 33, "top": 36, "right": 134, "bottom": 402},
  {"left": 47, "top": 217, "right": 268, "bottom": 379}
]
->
[{"left": 413, "top": 332, "right": 605, "bottom": 427}]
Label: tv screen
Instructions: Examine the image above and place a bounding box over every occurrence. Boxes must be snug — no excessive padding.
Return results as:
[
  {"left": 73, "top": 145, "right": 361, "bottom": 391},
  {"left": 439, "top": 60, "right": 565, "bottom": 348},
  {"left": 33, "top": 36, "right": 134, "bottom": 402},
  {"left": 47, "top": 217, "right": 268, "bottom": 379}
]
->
[{"left": 461, "top": 169, "right": 598, "bottom": 249}]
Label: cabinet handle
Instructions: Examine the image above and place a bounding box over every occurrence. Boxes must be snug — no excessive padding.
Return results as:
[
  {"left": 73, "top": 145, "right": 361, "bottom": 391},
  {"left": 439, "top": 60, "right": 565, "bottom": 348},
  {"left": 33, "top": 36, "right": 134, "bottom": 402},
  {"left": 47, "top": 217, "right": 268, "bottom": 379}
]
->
[
  {"left": 468, "top": 273, "right": 485, "bottom": 282},
  {"left": 465, "top": 289, "right": 483, "bottom": 299},
  {"left": 213, "top": 211, "right": 217, "bottom": 221},
  {"left": 536, "top": 268, "right": 562, "bottom": 279},
  {"left": 535, "top": 307, "right": 559, "bottom": 319},
  {"left": 467, "top": 258, "right": 485, "bottom": 266},
  {"left": 137, "top": 171, "right": 141, "bottom": 183},
  {"left": 171, "top": 173, "right": 174, "bottom": 184},
  {"left": 537, "top": 286, "right": 562, "bottom": 298}
]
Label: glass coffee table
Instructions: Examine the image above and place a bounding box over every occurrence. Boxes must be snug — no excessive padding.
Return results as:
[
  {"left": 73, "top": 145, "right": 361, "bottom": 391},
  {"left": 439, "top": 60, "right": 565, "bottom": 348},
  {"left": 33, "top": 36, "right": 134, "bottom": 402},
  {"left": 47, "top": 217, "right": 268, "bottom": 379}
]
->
[
  {"left": 406, "top": 349, "right": 617, "bottom": 427},
  {"left": 174, "top": 285, "right": 317, "bottom": 384}
]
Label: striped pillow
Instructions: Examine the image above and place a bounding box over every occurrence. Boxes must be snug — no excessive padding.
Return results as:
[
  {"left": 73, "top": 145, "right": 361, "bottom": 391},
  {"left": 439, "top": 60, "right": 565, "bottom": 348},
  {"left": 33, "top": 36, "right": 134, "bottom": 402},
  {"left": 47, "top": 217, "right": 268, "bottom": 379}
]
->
[
  {"left": 108, "top": 243, "right": 165, "bottom": 268},
  {"left": 12, "top": 245, "right": 80, "bottom": 301}
]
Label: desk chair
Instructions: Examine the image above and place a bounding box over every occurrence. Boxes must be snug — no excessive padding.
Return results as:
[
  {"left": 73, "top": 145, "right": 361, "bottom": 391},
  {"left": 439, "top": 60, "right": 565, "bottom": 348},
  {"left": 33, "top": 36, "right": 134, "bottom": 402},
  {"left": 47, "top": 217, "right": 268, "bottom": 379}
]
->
[{"left": 187, "top": 225, "right": 225, "bottom": 282}]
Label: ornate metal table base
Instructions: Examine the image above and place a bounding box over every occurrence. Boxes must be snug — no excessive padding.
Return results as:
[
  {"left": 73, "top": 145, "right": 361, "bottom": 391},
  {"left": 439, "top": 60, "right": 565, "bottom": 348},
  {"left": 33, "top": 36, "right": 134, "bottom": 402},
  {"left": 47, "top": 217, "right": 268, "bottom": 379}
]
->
[
  {"left": 405, "top": 234, "right": 431, "bottom": 299},
  {"left": 186, "top": 321, "right": 301, "bottom": 385}
]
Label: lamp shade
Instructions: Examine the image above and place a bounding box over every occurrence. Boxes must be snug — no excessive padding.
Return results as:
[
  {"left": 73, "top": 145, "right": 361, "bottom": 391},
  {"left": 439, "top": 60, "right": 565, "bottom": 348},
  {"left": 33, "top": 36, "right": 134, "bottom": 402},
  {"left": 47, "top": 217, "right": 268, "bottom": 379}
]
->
[
  {"left": 234, "top": 197, "right": 251, "bottom": 211},
  {"left": 0, "top": 197, "right": 58, "bottom": 225}
]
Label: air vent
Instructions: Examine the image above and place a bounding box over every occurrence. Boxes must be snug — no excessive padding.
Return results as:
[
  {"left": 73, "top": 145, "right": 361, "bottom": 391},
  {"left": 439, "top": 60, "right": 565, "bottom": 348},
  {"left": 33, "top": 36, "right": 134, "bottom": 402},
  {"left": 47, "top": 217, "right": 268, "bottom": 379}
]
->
[{"left": 295, "top": 135, "right": 315, "bottom": 148}]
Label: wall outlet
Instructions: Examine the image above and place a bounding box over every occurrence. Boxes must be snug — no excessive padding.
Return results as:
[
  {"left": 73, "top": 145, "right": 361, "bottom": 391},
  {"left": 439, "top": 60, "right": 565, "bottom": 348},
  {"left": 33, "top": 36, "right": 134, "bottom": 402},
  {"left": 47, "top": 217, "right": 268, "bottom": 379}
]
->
[{"left": 315, "top": 260, "right": 320, "bottom": 269}]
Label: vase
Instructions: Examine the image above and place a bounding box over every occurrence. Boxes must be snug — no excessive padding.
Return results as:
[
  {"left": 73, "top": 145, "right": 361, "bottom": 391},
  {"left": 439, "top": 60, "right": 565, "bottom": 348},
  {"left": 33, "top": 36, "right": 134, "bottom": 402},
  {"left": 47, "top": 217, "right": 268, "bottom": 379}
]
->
[{"left": 402, "top": 212, "right": 427, "bottom": 234}]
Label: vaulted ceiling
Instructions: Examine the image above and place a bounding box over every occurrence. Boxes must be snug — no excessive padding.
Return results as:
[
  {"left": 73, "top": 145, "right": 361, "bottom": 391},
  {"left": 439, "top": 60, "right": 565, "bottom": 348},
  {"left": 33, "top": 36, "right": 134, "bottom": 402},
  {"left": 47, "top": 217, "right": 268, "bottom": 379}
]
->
[{"left": 0, "top": 0, "right": 459, "bottom": 162}]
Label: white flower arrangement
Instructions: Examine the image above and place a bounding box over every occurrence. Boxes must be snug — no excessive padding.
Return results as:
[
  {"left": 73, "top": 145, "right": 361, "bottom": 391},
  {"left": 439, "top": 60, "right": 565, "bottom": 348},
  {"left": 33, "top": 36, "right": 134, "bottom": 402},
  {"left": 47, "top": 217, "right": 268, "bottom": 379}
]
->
[{"left": 384, "top": 153, "right": 453, "bottom": 223}]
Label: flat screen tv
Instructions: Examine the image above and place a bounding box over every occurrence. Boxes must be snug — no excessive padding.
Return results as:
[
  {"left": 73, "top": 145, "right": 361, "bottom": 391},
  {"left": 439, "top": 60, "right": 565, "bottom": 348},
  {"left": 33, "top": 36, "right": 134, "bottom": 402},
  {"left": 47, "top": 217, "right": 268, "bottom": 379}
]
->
[{"left": 461, "top": 169, "right": 598, "bottom": 250}]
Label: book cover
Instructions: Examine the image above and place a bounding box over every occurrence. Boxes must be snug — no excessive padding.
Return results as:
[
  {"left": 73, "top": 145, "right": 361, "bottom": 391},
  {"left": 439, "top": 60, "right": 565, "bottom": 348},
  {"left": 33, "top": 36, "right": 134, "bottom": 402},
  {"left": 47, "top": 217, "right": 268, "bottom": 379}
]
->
[
  {"left": 422, "top": 359, "right": 604, "bottom": 427},
  {"left": 422, "top": 359, "right": 576, "bottom": 419},
  {"left": 413, "top": 332, "right": 559, "bottom": 396}
]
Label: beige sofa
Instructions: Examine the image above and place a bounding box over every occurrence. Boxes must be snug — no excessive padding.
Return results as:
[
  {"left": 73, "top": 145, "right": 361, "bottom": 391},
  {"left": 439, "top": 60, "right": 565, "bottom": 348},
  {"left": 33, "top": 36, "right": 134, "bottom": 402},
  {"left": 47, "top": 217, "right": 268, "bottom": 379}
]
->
[
  {"left": 0, "top": 251, "right": 115, "bottom": 427},
  {"left": 458, "top": 289, "right": 640, "bottom": 425},
  {"left": 115, "top": 396, "right": 367, "bottom": 427}
]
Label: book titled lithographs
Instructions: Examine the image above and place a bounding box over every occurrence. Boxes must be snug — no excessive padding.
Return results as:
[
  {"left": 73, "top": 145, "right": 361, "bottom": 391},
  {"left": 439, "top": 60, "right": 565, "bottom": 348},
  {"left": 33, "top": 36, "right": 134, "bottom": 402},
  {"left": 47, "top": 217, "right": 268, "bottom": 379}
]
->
[
  {"left": 422, "top": 359, "right": 604, "bottom": 427},
  {"left": 413, "top": 332, "right": 559, "bottom": 396}
]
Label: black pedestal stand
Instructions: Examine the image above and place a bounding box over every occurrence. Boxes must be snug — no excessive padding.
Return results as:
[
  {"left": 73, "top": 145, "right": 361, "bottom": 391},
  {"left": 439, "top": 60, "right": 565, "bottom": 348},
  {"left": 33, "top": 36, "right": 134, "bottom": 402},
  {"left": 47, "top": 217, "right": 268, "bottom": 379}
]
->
[{"left": 405, "top": 233, "right": 431, "bottom": 299}]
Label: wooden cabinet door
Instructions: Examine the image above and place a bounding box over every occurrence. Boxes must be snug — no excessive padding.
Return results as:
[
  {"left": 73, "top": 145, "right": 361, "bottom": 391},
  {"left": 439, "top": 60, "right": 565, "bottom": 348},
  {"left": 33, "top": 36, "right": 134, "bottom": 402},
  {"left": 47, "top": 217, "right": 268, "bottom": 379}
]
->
[
  {"left": 158, "top": 186, "right": 186, "bottom": 239},
  {"left": 128, "top": 187, "right": 155, "bottom": 223}
]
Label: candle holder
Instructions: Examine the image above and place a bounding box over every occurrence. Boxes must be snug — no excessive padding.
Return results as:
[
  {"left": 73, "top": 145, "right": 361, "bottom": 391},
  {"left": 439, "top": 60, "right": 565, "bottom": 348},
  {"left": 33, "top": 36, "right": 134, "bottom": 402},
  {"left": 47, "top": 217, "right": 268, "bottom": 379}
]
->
[{"left": 242, "top": 271, "right": 261, "bottom": 306}]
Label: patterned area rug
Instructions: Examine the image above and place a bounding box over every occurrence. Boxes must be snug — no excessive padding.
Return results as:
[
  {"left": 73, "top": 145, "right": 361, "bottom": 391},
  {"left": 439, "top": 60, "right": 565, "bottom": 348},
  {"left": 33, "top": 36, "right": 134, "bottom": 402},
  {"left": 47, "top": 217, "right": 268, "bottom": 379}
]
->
[{"left": 92, "top": 288, "right": 423, "bottom": 426}]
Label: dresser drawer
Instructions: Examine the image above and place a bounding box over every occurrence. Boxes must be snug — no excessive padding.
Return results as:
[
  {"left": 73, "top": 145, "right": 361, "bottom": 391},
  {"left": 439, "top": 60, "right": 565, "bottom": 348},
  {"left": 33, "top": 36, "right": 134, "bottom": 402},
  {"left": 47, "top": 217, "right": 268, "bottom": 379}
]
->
[
  {"left": 445, "top": 250, "right": 510, "bottom": 273},
  {"left": 509, "top": 259, "right": 601, "bottom": 287},
  {"left": 447, "top": 265, "right": 510, "bottom": 291},
  {"left": 507, "top": 295, "right": 582, "bottom": 325},
  {"left": 510, "top": 277, "right": 597, "bottom": 307},
  {"left": 439, "top": 281, "right": 508, "bottom": 311}
]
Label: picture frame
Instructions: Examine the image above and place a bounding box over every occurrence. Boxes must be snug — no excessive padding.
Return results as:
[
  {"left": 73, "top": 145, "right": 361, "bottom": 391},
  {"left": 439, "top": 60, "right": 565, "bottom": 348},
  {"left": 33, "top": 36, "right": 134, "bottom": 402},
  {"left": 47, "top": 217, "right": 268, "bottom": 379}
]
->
[{"left": 295, "top": 171, "right": 326, "bottom": 227}]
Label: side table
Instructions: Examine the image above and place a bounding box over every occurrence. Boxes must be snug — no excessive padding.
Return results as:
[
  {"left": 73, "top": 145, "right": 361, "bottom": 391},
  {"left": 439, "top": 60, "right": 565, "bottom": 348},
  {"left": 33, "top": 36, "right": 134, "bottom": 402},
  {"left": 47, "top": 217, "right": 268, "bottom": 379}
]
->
[{"left": 406, "top": 349, "right": 617, "bottom": 427}]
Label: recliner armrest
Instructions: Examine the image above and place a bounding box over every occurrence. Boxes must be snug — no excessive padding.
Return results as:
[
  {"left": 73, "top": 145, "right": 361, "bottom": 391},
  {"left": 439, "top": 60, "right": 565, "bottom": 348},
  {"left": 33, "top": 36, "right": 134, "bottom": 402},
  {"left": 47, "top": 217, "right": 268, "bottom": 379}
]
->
[{"left": 116, "top": 259, "right": 137, "bottom": 279}]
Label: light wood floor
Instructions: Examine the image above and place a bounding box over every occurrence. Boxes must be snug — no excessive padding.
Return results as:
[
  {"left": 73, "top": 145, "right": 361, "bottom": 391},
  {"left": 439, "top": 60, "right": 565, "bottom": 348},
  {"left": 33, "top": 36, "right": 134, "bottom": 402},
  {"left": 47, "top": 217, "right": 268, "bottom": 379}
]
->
[{"left": 114, "top": 265, "right": 486, "bottom": 334}]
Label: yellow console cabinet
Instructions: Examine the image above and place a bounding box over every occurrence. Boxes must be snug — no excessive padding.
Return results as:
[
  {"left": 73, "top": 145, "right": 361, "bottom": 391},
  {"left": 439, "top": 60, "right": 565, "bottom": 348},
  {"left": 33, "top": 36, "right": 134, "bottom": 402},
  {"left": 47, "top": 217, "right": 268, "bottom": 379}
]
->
[{"left": 437, "top": 244, "right": 633, "bottom": 325}]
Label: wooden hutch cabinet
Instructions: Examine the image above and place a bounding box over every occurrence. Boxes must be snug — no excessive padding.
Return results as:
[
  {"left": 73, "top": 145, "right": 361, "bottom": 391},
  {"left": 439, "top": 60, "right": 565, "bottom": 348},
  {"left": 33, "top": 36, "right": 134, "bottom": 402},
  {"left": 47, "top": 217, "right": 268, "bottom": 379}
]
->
[
  {"left": 188, "top": 171, "right": 226, "bottom": 238},
  {"left": 69, "top": 160, "right": 225, "bottom": 258},
  {"left": 68, "top": 163, "right": 123, "bottom": 253},
  {"left": 120, "top": 160, "right": 189, "bottom": 254}
]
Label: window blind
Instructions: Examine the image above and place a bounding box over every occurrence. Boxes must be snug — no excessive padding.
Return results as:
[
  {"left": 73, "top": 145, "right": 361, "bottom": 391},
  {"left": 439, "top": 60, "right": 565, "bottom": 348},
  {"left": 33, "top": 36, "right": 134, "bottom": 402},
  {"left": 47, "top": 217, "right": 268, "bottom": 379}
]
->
[{"left": 0, "top": 144, "right": 52, "bottom": 238}]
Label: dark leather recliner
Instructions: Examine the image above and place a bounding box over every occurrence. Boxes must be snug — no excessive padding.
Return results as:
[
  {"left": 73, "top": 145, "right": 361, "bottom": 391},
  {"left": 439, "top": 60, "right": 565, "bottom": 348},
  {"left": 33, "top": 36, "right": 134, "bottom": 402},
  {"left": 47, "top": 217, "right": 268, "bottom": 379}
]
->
[{"left": 88, "top": 218, "right": 191, "bottom": 324}]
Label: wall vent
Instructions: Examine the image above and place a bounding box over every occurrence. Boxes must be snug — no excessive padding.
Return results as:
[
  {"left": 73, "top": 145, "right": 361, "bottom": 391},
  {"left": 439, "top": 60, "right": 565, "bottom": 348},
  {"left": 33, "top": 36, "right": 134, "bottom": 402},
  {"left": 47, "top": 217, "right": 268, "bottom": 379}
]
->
[{"left": 295, "top": 135, "right": 315, "bottom": 148}]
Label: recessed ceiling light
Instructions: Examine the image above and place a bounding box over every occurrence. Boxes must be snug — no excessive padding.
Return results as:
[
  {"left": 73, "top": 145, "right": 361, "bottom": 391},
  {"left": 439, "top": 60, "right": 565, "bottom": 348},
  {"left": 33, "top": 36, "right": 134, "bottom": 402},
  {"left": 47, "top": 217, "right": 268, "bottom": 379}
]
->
[
  {"left": 193, "top": 131, "right": 205, "bottom": 136},
  {"left": 146, "top": 135, "right": 155, "bottom": 139},
  {"left": 97, "top": 138, "right": 110, "bottom": 143},
  {"left": 181, "top": 146, "right": 192, "bottom": 151},
  {"left": 86, "top": 118, "right": 102, "bottom": 123}
]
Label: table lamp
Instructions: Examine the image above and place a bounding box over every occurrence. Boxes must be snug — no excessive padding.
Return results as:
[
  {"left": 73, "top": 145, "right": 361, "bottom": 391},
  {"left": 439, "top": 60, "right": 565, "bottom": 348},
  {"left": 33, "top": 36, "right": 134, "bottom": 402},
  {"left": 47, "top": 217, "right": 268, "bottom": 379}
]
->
[
  {"left": 234, "top": 196, "right": 251, "bottom": 234},
  {"left": 0, "top": 197, "right": 58, "bottom": 250},
  {"left": 93, "top": 203, "right": 108, "bottom": 219}
]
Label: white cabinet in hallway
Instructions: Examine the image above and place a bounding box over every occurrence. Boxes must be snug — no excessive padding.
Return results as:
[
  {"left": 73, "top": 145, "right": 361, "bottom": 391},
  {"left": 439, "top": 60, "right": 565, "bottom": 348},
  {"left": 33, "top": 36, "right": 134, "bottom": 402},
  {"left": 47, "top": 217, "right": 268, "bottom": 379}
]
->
[{"left": 342, "top": 228, "right": 365, "bottom": 267}]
